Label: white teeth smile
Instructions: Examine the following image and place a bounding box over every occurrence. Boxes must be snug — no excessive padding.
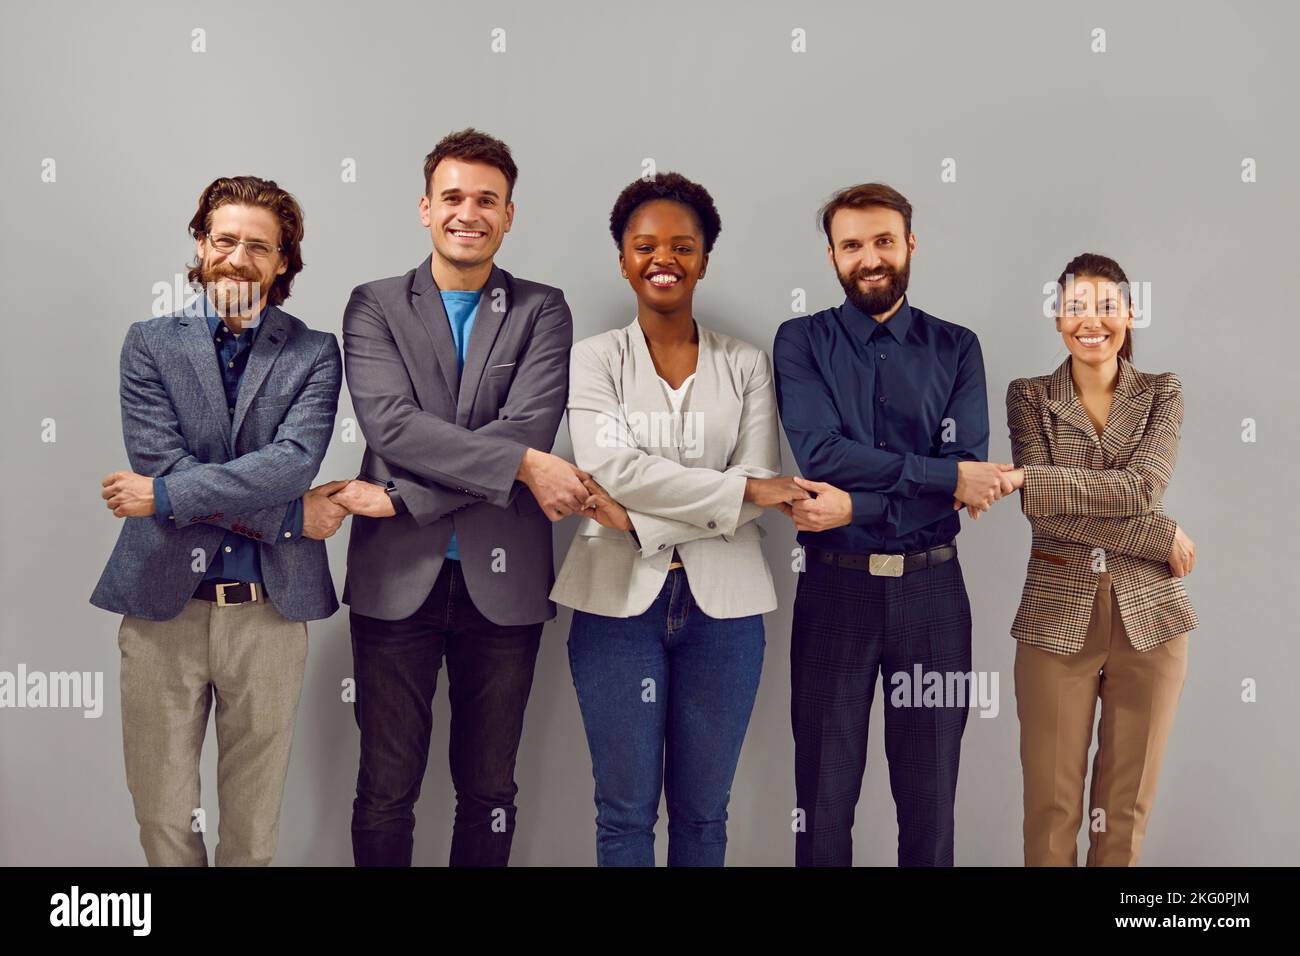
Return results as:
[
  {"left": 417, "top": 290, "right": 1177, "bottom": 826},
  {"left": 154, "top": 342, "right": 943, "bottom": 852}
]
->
[
  {"left": 649, "top": 274, "right": 679, "bottom": 286},
  {"left": 1077, "top": 335, "right": 1109, "bottom": 345},
  {"left": 451, "top": 230, "right": 485, "bottom": 238}
]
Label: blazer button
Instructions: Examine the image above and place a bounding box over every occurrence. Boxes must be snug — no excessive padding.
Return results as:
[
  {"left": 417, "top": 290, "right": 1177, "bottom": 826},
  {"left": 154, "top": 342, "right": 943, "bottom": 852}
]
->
[
  {"left": 223, "top": 546, "right": 232, "bottom": 553},
  {"left": 707, "top": 520, "right": 716, "bottom": 528}
]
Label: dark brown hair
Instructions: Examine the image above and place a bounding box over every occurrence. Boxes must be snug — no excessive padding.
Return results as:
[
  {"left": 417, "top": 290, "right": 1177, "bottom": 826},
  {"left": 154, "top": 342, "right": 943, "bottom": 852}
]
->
[
  {"left": 423, "top": 128, "right": 519, "bottom": 202},
  {"left": 608, "top": 171, "right": 722, "bottom": 254},
  {"left": 1055, "top": 252, "right": 1134, "bottom": 362},
  {"left": 186, "top": 175, "right": 305, "bottom": 306},
  {"left": 818, "top": 183, "right": 913, "bottom": 246}
]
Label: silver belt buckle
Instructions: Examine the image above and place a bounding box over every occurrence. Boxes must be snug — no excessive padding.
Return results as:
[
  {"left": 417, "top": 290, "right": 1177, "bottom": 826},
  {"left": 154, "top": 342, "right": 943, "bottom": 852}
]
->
[
  {"left": 215, "top": 582, "right": 258, "bottom": 607},
  {"left": 869, "top": 553, "right": 905, "bottom": 577}
]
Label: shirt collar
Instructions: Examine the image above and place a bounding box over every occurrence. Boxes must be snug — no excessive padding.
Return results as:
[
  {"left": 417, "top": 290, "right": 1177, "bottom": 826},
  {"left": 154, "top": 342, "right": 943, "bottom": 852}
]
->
[
  {"left": 840, "top": 295, "right": 913, "bottom": 345},
  {"left": 203, "top": 294, "right": 269, "bottom": 344}
]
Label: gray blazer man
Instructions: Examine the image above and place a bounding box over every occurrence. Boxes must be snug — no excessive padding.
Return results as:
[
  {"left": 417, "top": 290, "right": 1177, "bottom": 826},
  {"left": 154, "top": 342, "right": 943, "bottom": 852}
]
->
[
  {"left": 92, "top": 175, "right": 346, "bottom": 867},
  {"left": 333, "top": 128, "right": 587, "bottom": 867}
]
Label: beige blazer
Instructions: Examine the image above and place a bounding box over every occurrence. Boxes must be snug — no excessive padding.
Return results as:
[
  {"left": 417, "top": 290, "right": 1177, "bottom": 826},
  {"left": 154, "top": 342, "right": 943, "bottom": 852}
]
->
[
  {"left": 549, "top": 316, "right": 781, "bottom": 618},
  {"left": 1006, "top": 355, "right": 1198, "bottom": 654}
]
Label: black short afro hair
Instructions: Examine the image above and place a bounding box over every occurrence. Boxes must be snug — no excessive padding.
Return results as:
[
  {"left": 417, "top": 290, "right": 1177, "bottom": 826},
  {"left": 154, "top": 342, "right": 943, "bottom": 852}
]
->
[{"left": 609, "top": 171, "right": 722, "bottom": 255}]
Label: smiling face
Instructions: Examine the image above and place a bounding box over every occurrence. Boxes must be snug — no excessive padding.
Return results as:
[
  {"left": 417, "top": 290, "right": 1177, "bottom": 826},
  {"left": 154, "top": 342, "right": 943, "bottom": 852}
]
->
[
  {"left": 619, "top": 199, "right": 707, "bottom": 313},
  {"left": 827, "top": 205, "right": 915, "bottom": 317},
  {"left": 1056, "top": 274, "right": 1132, "bottom": 368},
  {"left": 193, "top": 203, "right": 286, "bottom": 318},
  {"left": 419, "top": 158, "right": 514, "bottom": 270}
]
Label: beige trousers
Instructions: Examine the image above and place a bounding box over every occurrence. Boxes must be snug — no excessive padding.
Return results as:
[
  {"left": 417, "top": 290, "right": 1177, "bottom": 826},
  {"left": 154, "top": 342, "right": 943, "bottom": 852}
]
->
[
  {"left": 118, "top": 596, "right": 308, "bottom": 866},
  {"left": 1014, "top": 571, "right": 1188, "bottom": 866}
]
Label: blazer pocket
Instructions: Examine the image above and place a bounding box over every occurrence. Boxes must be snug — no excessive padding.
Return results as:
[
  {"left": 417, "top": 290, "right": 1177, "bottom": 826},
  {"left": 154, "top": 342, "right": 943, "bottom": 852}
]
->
[
  {"left": 249, "top": 393, "right": 296, "bottom": 412},
  {"left": 514, "top": 488, "right": 543, "bottom": 516},
  {"left": 577, "top": 521, "right": 632, "bottom": 539},
  {"left": 722, "top": 521, "right": 766, "bottom": 542}
]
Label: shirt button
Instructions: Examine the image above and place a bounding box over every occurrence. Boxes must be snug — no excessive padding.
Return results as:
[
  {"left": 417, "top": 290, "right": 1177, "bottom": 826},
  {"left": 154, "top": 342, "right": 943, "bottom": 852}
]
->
[
  {"left": 657, "top": 543, "right": 666, "bottom": 550},
  {"left": 879, "top": 353, "right": 887, "bottom": 360},
  {"left": 878, "top": 440, "right": 887, "bottom": 447},
  {"left": 879, "top": 396, "right": 887, "bottom": 403},
  {"left": 707, "top": 520, "right": 716, "bottom": 529},
  {"left": 228, "top": 407, "right": 235, "bottom": 415},
  {"left": 227, "top": 360, "right": 235, "bottom": 368},
  {"left": 223, "top": 546, "right": 232, "bottom": 553},
  {"left": 221, "top": 325, "right": 228, "bottom": 332},
  {"left": 283, "top": 531, "right": 291, "bottom": 538}
]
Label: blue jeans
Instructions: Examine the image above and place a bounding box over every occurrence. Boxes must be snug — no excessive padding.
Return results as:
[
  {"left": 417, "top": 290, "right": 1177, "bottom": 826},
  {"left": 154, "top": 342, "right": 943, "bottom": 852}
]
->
[{"left": 567, "top": 567, "right": 765, "bottom": 866}]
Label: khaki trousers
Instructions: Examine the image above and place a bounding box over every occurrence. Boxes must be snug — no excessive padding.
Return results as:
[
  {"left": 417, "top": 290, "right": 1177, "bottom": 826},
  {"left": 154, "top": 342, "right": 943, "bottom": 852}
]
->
[
  {"left": 118, "top": 595, "right": 308, "bottom": 866},
  {"left": 1014, "top": 571, "right": 1188, "bottom": 866}
]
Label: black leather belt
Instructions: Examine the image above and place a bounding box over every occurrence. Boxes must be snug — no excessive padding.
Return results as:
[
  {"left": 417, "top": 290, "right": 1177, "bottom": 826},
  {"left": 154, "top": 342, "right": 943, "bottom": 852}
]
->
[
  {"left": 807, "top": 541, "right": 956, "bottom": 577},
  {"left": 194, "top": 581, "right": 262, "bottom": 606}
]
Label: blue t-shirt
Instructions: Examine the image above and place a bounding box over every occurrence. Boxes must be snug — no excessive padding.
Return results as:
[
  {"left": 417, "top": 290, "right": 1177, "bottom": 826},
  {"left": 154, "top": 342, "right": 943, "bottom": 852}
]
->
[{"left": 440, "top": 289, "right": 482, "bottom": 561}]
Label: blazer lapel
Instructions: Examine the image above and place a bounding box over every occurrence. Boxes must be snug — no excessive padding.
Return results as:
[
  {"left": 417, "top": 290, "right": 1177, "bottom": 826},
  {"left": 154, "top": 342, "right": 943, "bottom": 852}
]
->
[
  {"left": 231, "top": 305, "right": 290, "bottom": 443},
  {"left": 1098, "top": 357, "right": 1154, "bottom": 465},
  {"left": 624, "top": 314, "right": 706, "bottom": 460},
  {"left": 1044, "top": 356, "right": 1103, "bottom": 444},
  {"left": 1044, "top": 355, "right": 1154, "bottom": 464},
  {"left": 177, "top": 299, "right": 234, "bottom": 456},
  {"left": 411, "top": 255, "right": 463, "bottom": 407},
  {"left": 456, "top": 264, "right": 511, "bottom": 425}
]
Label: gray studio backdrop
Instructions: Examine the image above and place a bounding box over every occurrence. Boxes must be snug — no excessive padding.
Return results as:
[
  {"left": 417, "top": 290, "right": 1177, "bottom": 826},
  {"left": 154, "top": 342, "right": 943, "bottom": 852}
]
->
[{"left": 2, "top": 0, "right": 1297, "bottom": 866}]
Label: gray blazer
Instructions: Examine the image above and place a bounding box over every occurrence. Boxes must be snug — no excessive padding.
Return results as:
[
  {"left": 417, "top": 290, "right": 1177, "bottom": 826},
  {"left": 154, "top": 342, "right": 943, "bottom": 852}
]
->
[
  {"left": 549, "top": 317, "right": 781, "bottom": 618},
  {"left": 340, "top": 257, "right": 572, "bottom": 625},
  {"left": 90, "top": 300, "right": 342, "bottom": 622}
]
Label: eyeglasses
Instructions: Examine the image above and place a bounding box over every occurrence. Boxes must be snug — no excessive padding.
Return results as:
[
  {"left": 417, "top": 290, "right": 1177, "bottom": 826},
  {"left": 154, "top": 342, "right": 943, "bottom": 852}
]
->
[{"left": 205, "top": 233, "right": 280, "bottom": 258}]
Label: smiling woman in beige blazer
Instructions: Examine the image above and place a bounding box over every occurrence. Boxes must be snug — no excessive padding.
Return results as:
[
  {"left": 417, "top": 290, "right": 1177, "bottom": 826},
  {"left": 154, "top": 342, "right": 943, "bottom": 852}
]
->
[
  {"left": 1001, "top": 253, "right": 1199, "bottom": 867},
  {"left": 550, "top": 172, "right": 805, "bottom": 867}
]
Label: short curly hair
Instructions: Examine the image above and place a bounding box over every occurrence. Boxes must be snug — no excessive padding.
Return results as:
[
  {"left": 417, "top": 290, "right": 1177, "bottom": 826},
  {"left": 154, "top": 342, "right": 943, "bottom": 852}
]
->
[{"left": 608, "top": 171, "right": 722, "bottom": 255}]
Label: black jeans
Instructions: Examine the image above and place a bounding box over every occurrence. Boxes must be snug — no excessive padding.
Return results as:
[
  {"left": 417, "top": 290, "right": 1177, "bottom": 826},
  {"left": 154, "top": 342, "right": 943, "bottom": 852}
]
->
[{"left": 349, "top": 559, "right": 543, "bottom": 867}]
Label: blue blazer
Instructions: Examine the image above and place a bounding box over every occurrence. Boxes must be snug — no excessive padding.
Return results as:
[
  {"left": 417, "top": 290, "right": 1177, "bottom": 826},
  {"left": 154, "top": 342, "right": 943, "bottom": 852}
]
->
[{"left": 90, "top": 299, "right": 342, "bottom": 622}]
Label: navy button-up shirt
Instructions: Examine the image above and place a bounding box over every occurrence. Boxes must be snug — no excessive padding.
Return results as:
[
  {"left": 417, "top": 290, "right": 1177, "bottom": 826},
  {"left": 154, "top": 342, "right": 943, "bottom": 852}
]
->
[
  {"left": 152, "top": 300, "right": 303, "bottom": 584},
  {"left": 773, "top": 295, "right": 989, "bottom": 554}
]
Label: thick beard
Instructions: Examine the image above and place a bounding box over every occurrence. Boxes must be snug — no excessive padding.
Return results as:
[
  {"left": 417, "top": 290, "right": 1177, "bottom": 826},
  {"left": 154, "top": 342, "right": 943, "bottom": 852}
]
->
[
  {"left": 200, "top": 261, "right": 263, "bottom": 317},
  {"left": 839, "top": 253, "right": 911, "bottom": 316}
]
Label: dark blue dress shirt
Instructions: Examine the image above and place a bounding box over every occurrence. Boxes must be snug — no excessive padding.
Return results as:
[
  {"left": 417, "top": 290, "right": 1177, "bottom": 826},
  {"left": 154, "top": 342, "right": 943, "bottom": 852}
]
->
[
  {"left": 152, "top": 301, "right": 304, "bottom": 585},
  {"left": 773, "top": 295, "right": 989, "bottom": 554}
]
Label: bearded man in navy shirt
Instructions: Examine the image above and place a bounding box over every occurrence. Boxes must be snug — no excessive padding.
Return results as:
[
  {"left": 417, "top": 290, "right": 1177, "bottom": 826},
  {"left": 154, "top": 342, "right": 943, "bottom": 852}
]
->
[{"left": 773, "top": 183, "right": 1011, "bottom": 866}]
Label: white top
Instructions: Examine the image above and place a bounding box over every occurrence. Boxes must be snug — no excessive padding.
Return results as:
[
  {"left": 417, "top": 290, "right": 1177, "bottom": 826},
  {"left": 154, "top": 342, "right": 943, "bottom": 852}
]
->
[{"left": 658, "top": 372, "right": 695, "bottom": 414}]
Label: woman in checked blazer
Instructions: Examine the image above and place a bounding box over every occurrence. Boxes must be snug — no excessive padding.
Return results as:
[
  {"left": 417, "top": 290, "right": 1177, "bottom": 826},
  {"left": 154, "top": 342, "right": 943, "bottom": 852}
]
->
[
  {"left": 1001, "top": 253, "right": 1198, "bottom": 867},
  {"left": 549, "top": 172, "right": 806, "bottom": 866}
]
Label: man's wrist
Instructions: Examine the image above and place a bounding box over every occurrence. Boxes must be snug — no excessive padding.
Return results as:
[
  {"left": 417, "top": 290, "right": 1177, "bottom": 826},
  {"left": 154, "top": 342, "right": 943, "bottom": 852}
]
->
[
  {"left": 515, "top": 447, "right": 537, "bottom": 483},
  {"left": 360, "top": 475, "right": 407, "bottom": 516}
]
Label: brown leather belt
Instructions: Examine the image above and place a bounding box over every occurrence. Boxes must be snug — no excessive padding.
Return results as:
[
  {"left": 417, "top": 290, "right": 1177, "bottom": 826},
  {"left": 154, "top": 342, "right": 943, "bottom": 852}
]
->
[
  {"left": 807, "top": 541, "right": 957, "bottom": 577},
  {"left": 194, "top": 581, "right": 262, "bottom": 606}
]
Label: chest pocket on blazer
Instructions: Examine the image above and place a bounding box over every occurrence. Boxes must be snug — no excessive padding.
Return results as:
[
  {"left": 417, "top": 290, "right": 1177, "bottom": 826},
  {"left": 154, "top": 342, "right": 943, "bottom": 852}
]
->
[
  {"left": 481, "top": 362, "right": 515, "bottom": 411},
  {"left": 246, "top": 393, "right": 296, "bottom": 423}
]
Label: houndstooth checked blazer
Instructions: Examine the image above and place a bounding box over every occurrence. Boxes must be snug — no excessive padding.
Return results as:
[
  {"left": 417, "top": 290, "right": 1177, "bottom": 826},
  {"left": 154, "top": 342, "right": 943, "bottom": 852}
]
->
[{"left": 1006, "top": 355, "right": 1198, "bottom": 654}]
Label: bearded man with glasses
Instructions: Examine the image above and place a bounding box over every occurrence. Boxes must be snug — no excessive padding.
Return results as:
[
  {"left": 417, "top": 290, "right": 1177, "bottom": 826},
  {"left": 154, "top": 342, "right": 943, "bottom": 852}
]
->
[{"left": 92, "top": 175, "right": 348, "bottom": 866}]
